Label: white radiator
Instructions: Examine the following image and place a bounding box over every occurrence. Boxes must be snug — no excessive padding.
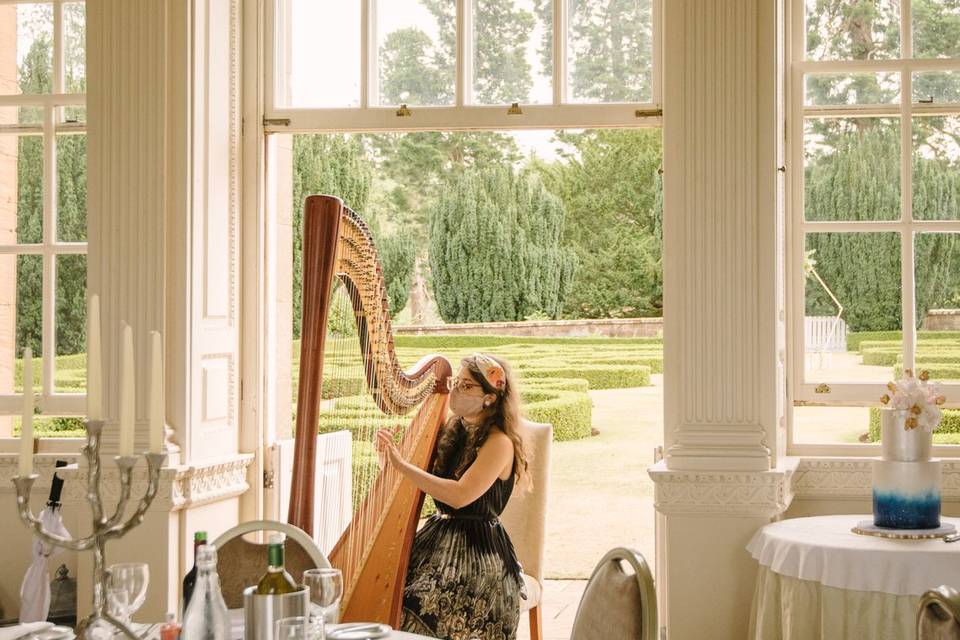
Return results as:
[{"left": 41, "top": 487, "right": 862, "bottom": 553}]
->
[{"left": 269, "top": 431, "right": 353, "bottom": 555}]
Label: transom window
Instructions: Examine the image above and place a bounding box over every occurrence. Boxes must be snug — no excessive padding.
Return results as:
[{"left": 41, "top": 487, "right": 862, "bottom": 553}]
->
[
  {"left": 0, "top": 0, "right": 87, "bottom": 435},
  {"left": 265, "top": 0, "right": 661, "bottom": 132},
  {"left": 788, "top": 0, "right": 960, "bottom": 450}
]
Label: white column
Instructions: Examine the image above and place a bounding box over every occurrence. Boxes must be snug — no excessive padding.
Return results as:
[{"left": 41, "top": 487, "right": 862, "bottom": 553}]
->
[{"left": 651, "top": 0, "right": 791, "bottom": 637}]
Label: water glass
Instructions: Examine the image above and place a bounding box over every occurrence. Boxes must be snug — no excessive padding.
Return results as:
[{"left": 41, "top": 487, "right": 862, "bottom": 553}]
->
[
  {"left": 106, "top": 586, "right": 130, "bottom": 624},
  {"left": 275, "top": 615, "right": 321, "bottom": 640},
  {"left": 107, "top": 562, "right": 150, "bottom": 621},
  {"left": 302, "top": 568, "right": 343, "bottom": 625}
]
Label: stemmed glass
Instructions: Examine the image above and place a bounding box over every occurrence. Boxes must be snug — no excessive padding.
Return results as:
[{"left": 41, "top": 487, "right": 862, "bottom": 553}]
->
[
  {"left": 302, "top": 568, "right": 343, "bottom": 625},
  {"left": 106, "top": 563, "right": 150, "bottom": 623}
]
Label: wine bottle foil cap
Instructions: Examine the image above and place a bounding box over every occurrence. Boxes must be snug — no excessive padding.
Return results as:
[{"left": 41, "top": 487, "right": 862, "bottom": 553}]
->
[{"left": 197, "top": 543, "right": 219, "bottom": 567}]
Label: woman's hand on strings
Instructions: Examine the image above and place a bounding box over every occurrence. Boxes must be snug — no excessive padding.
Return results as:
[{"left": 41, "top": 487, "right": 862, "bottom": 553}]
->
[{"left": 376, "top": 428, "right": 402, "bottom": 469}]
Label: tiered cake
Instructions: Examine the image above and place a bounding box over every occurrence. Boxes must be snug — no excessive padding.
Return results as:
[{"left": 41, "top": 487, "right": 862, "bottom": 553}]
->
[
  {"left": 872, "top": 410, "right": 940, "bottom": 529},
  {"left": 871, "top": 370, "right": 947, "bottom": 531}
]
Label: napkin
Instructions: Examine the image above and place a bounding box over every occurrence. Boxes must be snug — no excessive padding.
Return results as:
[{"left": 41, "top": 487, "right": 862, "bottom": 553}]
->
[{"left": 0, "top": 622, "right": 54, "bottom": 640}]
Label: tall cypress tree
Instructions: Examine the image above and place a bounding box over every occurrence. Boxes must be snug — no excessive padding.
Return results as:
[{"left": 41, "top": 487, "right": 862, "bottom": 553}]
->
[{"left": 428, "top": 168, "right": 576, "bottom": 322}]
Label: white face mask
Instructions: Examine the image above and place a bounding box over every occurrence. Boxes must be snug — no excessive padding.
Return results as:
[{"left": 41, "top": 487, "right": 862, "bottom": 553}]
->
[{"left": 449, "top": 389, "right": 487, "bottom": 417}]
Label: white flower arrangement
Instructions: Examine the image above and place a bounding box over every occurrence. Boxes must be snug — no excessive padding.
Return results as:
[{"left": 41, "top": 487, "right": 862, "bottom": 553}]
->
[{"left": 880, "top": 369, "right": 947, "bottom": 432}]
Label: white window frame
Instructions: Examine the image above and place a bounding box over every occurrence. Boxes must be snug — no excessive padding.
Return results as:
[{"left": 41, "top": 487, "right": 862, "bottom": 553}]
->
[
  {"left": 263, "top": 0, "right": 663, "bottom": 133},
  {"left": 0, "top": 0, "right": 86, "bottom": 418},
  {"left": 786, "top": 0, "right": 960, "bottom": 454}
]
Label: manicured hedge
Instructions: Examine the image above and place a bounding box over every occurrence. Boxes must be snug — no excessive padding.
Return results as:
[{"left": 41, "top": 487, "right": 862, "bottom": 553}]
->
[
  {"left": 520, "top": 364, "right": 651, "bottom": 389},
  {"left": 393, "top": 335, "right": 663, "bottom": 349},
  {"left": 867, "top": 407, "right": 960, "bottom": 442},
  {"left": 894, "top": 363, "right": 960, "bottom": 380},
  {"left": 849, "top": 331, "right": 960, "bottom": 352},
  {"left": 862, "top": 350, "right": 960, "bottom": 367}
]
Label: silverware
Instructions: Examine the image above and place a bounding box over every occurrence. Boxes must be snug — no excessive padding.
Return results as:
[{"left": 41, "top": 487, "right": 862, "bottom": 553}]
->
[{"left": 944, "top": 533, "right": 960, "bottom": 543}]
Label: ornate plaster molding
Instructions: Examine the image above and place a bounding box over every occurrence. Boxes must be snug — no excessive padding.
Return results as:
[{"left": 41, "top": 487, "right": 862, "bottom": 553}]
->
[
  {"left": 0, "top": 453, "right": 253, "bottom": 511},
  {"left": 648, "top": 459, "right": 798, "bottom": 517},
  {"left": 792, "top": 458, "right": 960, "bottom": 500}
]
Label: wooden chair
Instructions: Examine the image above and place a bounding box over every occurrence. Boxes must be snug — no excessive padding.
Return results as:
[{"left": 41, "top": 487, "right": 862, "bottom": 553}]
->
[
  {"left": 568, "top": 547, "right": 657, "bottom": 640},
  {"left": 212, "top": 519, "right": 331, "bottom": 608},
  {"left": 918, "top": 585, "right": 960, "bottom": 640},
  {"left": 500, "top": 420, "right": 552, "bottom": 640}
]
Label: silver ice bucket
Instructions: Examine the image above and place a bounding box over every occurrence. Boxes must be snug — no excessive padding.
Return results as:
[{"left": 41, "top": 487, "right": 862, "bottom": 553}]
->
[{"left": 243, "top": 585, "right": 309, "bottom": 640}]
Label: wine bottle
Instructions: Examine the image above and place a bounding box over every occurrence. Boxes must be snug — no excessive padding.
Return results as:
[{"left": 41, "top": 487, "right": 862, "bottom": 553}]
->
[
  {"left": 255, "top": 533, "right": 299, "bottom": 594},
  {"left": 181, "top": 530, "right": 208, "bottom": 616}
]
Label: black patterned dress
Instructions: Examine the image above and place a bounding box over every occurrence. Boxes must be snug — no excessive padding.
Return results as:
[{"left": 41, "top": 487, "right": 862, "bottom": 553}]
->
[{"left": 401, "top": 454, "right": 525, "bottom": 640}]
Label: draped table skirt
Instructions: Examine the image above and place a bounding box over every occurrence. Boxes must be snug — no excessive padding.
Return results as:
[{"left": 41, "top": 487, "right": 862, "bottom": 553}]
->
[{"left": 747, "top": 515, "right": 960, "bottom": 640}]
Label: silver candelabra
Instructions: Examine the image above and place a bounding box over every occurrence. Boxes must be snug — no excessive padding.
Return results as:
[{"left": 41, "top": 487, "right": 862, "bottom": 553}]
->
[{"left": 12, "top": 419, "right": 166, "bottom": 640}]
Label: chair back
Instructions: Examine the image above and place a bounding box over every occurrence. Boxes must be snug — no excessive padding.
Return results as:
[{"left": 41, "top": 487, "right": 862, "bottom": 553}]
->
[
  {"left": 211, "top": 519, "right": 331, "bottom": 608},
  {"left": 499, "top": 419, "right": 552, "bottom": 584},
  {"left": 918, "top": 585, "right": 960, "bottom": 640},
  {"left": 569, "top": 547, "right": 657, "bottom": 640}
]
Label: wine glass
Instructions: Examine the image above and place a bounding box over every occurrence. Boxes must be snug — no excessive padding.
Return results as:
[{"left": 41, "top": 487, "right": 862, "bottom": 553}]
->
[
  {"left": 275, "top": 616, "right": 321, "bottom": 640},
  {"left": 107, "top": 563, "right": 150, "bottom": 622},
  {"left": 302, "top": 568, "right": 343, "bottom": 625},
  {"left": 106, "top": 586, "right": 129, "bottom": 624}
]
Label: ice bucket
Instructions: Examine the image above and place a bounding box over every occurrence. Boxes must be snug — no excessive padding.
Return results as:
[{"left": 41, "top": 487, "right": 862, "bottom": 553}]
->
[{"left": 243, "top": 585, "right": 309, "bottom": 640}]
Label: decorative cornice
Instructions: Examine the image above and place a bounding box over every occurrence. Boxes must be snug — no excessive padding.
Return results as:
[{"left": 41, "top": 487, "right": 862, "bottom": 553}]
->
[
  {"left": 648, "top": 459, "right": 797, "bottom": 517},
  {"left": 0, "top": 453, "right": 253, "bottom": 511},
  {"left": 792, "top": 458, "right": 960, "bottom": 500}
]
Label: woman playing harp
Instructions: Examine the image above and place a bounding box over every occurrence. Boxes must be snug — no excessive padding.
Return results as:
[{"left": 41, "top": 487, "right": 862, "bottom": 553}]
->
[{"left": 377, "top": 354, "right": 530, "bottom": 640}]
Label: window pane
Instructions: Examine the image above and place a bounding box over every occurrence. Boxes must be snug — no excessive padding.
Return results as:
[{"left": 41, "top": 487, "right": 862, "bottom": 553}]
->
[
  {"left": 913, "top": 116, "right": 960, "bottom": 220},
  {"left": 280, "top": 0, "right": 360, "bottom": 108},
  {"left": 0, "top": 133, "right": 43, "bottom": 244},
  {"left": 913, "top": 71, "right": 960, "bottom": 105},
  {"left": 804, "top": 72, "right": 899, "bottom": 106},
  {"left": 566, "top": 0, "right": 653, "bottom": 103},
  {"left": 916, "top": 233, "right": 960, "bottom": 385},
  {"left": 0, "top": 106, "right": 43, "bottom": 128},
  {"left": 804, "top": 232, "right": 901, "bottom": 384},
  {"left": 55, "top": 254, "right": 85, "bottom": 393},
  {"left": 472, "top": 0, "right": 551, "bottom": 105},
  {"left": 376, "top": 0, "right": 456, "bottom": 106},
  {"left": 913, "top": 0, "right": 960, "bottom": 58},
  {"left": 60, "top": 104, "right": 85, "bottom": 126},
  {"left": 793, "top": 405, "right": 873, "bottom": 444},
  {"left": 805, "top": 0, "right": 900, "bottom": 61},
  {"left": 63, "top": 2, "right": 85, "bottom": 93},
  {"left": 15, "top": 253, "right": 42, "bottom": 380},
  {"left": 0, "top": 3, "right": 54, "bottom": 96},
  {"left": 804, "top": 118, "right": 900, "bottom": 221},
  {"left": 57, "top": 133, "right": 86, "bottom": 241}
]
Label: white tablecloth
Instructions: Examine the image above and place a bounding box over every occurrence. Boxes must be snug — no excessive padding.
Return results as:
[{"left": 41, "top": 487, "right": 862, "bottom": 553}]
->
[
  {"left": 746, "top": 515, "right": 960, "bottom": 640},
  {"left": 225, "top": 609, "right": 433, "bottom": 640},
  {"left": 747, "top": 514, "right": 960, "bottom": 596}
]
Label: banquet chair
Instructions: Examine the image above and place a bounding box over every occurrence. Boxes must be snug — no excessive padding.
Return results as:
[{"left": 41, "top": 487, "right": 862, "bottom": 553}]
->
[
  {"left": 212, "top": 519, "right": 331, "bottom": 608},
  {"left": 500, "top": 419, "right": 553, "bottom": 640},
  {"left": 918, "top": 585, "right": 960, "bottom": 640},
  {"left": 568, "top": 547, "right": 657, "bottom": 640}
]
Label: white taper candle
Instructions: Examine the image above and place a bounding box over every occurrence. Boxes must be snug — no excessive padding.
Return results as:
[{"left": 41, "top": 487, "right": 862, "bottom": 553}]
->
[
  {"left": 119, "top": 324, "right": 135, "bottom": 456},
  {"left": 87, "top": 294, "right": 102, "bottom": 421},
  {"left": 19, "top": 348, "right": 34, "bottom": 477},
  {"left": 149, "top": 331, "right": 164, "bottom": 454}
]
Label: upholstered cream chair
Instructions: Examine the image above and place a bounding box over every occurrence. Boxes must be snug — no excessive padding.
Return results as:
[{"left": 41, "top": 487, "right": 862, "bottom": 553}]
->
[
  {"left": 918, "top": 585, "right": 960, "bottom": 640},
  {"left": 569, "top": 547, "right": 657, "bottom": 640},
  {"left": 500, "top": 419, "right": 552, "bottom": 640},
  {"left": 212, "top": 519, "right": 330, "bottom": 608}
]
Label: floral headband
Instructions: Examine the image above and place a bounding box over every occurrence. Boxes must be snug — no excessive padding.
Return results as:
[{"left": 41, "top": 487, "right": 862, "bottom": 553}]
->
[{"left": 472, "top": 354, "right": 506, "bottom": 392}]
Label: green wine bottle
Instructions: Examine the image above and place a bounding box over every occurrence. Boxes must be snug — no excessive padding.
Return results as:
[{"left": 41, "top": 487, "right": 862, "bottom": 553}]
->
[{"left": 255, "top": 533, "right": 299, "bottom": 594}]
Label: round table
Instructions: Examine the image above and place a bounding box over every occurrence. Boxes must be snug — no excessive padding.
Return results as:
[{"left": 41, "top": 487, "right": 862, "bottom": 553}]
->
[{"left": 746, "top": 515, "right": 960, "bottom": 640}]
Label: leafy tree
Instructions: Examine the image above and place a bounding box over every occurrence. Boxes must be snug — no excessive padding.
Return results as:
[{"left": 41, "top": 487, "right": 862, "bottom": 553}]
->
[
  {"left": 428, "top": 167, "right": 576, "bottom": 322},
  {"left": 534, "top": 129, "right": 662, "bottom": 317},
  {"left": 292, "top": 135, "right": 416, "bottom": 332}
]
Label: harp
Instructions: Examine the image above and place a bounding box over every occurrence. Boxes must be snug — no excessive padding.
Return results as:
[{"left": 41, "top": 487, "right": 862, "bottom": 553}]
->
[{"left": 287, "top": 194, "right": 452, "bottom": 626}]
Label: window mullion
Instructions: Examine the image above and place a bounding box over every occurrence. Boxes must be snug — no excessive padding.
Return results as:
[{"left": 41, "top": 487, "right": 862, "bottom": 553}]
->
[
  {"left": 53, "top": 0, "right": 64, "bottom": 96},
  {"left": 902, "top": 0, "right": 913, "bottom": 60},
  {"left": 901, "top": 59, "right": 916, "bottom": 372},
  {"left": 42, "top": 105, "right": 57, "bottom": 399},
  {"left": 457, "top": 0, "right": 473, "bottom": 106},
  {"left": 362, "top": 0, "right": 376, "bottom": 108},
  {"left": 553, "top": 0, "right": 566, "bottom": 105}
]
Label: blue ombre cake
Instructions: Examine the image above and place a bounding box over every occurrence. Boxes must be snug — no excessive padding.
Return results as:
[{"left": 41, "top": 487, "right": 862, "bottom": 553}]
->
[{"left": 872, "top": 410, "right": 941, "bottom": 530}]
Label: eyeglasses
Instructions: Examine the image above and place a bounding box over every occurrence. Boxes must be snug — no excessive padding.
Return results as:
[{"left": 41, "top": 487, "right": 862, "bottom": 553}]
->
[{"left": 446, "top": 377, "right": 482, "bottom": 392}]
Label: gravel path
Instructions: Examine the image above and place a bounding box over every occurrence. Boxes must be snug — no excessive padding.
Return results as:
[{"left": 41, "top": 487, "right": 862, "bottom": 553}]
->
[{"left": 542, "top": 376, "right": 662, "bottom": 579}]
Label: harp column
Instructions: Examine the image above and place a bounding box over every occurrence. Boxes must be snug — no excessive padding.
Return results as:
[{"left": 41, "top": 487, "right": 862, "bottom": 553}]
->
[{"left": 649, "top": 0, "right": 794, "bottom": 638}]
